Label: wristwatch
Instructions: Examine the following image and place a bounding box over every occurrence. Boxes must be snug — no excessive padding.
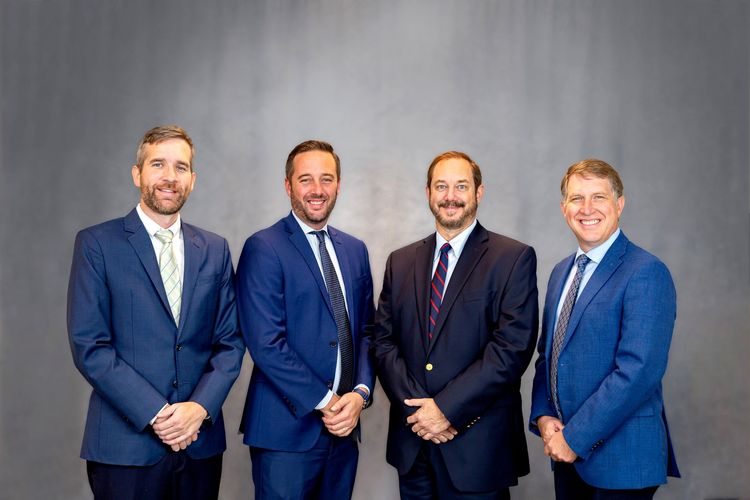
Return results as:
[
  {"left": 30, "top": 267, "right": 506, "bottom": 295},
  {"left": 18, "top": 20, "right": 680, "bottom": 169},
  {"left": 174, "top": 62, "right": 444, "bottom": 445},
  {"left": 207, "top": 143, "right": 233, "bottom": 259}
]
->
[{"left": 352, "top": 387, "right": 369, "bottom": 408}]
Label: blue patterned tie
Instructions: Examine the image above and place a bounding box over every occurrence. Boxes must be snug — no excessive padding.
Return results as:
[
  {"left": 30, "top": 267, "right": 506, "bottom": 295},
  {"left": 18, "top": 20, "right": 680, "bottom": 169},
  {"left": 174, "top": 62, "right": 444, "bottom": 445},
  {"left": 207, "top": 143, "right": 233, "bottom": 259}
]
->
[
  {"left": 313, "top": 231, "right": 354, "bottom": 394},
  {"left": 428, "top": 243, "right": 451, "bottom": 341},
  {"left": 550, "top": 254, "right": 590, "bottom": 419}
]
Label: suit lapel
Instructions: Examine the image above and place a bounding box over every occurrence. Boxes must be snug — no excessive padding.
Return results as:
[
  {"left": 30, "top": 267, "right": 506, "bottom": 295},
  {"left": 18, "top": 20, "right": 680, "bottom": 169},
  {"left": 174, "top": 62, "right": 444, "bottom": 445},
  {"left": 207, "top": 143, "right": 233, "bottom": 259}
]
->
[
  {"left": 284, "top": 215, "right": 335, "bottom": 319},
  {"left": 427, "top": 224, "right": 488, "bottom": 356},
  {"left": 124, "top": 210, "right": 173, "bottom": 319},
  {"left": 414, "top": 235, "right": 434, "bottom": 355},
  {"left": 545, "top": 255, "right": 574, "bottom": 359},
  {"left": 328, "top": 227, "right": 356, "bottom": 332},
  {"left": 560, "top": 233, "right": 629, "bottom": 353},
  {"left": 178, "top": 223, "right": 201, "bottom": 335}
]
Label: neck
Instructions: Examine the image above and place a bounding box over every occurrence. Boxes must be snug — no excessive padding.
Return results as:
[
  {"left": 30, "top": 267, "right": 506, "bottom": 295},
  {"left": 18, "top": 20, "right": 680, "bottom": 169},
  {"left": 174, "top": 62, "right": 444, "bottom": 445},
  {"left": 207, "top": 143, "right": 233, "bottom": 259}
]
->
[
  {"left": 140, "top": 201, "right": 179, "bottom": 229},
  {"left": 436, "top": 219, "right": 474, "bottom": 241}
]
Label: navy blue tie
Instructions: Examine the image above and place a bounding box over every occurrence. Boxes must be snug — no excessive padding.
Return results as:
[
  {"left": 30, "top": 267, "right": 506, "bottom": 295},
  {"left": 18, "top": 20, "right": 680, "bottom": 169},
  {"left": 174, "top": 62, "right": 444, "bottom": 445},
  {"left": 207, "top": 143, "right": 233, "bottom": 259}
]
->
[
  {"left": 428, "top": 243, "right": 451, "bottom": 341},
  {"left": 313, "top": 231, "right": 354, "bottom": 394}
]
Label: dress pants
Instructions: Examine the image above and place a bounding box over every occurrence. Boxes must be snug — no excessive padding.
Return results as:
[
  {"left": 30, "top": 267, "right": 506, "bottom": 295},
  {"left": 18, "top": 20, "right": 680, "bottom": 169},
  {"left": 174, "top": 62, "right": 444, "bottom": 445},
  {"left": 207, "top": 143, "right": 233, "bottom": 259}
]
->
[
  {"left": 553, "top": 462, "right": 659, "bottom": 500},
  {"left": 86, "top": 451, "right": 222, "bottom": 500},
  {"left": 399, "top": 443, "right": 510, "bottom": 500},
  {"left": 250, "top": 429, "right": 359, "bottom": 500}
]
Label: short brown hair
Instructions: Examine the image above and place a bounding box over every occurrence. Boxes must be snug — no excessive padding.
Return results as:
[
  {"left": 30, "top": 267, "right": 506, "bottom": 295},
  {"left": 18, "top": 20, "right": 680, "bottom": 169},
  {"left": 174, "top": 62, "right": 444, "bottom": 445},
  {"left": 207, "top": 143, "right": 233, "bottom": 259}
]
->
[
  {"left": 426, "top": 151, "right": 482, "bottom": 190},
  {"left": 285, "top": 140, "right": 340, "bottom": 180},
  {"left": 135, "top": 125, "right": 194, "bottom": 170},
  {"left": 561, "top": 159, "right": 623, "bottom": 199}
]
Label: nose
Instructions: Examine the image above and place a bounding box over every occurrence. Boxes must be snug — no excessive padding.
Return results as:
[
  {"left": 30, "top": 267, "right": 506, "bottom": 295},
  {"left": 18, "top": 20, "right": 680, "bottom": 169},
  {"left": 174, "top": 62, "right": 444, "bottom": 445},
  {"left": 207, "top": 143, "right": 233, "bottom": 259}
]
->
[
  {"left": 162, "top": 163, "right": 178, "bottom": 181},
  {"left": 580, "top": 197, "right": 594, "bottom": 214}
]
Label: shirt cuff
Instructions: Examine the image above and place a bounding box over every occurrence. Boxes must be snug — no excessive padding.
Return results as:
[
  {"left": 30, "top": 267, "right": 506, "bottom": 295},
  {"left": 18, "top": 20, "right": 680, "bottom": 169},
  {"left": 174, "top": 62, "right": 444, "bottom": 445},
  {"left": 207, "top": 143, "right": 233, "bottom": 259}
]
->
[
  {"left": 315, "top": 390, "right": 335, "bottom": 410},
  {"left": 149, "top": 403, "right": 169, "bottom": 425}
]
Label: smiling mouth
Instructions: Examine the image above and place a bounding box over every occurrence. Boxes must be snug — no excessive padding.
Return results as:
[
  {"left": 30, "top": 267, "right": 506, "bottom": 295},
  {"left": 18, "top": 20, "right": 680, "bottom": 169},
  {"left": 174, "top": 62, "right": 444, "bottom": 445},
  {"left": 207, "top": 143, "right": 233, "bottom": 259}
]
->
[
  {"left": 307, "top": 198, "right": 327, "bottom": 209},
  {"left": 580, "top": 219, "right": 601, "bottom": 226}
]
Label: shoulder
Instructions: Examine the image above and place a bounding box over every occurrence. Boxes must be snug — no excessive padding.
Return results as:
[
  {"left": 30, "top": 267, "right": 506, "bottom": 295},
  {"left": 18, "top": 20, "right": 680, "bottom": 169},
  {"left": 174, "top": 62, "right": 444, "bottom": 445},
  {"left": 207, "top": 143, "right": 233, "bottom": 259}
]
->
[
  {"left": 74, "top": 216, "right": 127, "bottom": 245},
  {"left": 388, "top": 235, "right": 431, "bottom": 261},
  {"left": 621, "top": 240, "right": 672, "bottom": 279},
  {"left": 328, "top": 226, "right": 368, "bottom": 250},
  {"left": 183, "top": 222, "right": 228, "bottom": 248}
]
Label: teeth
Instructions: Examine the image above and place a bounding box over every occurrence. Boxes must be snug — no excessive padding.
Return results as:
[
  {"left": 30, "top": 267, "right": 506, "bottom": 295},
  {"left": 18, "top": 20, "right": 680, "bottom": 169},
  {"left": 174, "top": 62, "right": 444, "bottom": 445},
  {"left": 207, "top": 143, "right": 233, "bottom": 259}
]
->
[{"left": 580, "top": 219, "right": 600, "bottom": 226}]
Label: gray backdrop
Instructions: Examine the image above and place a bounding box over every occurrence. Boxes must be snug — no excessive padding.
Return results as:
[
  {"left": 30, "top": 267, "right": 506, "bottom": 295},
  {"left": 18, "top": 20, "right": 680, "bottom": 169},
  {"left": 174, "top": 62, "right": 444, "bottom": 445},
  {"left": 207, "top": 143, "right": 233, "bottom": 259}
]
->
[{"left": 1, "top": 1, "right": 748, "bottom": 499}]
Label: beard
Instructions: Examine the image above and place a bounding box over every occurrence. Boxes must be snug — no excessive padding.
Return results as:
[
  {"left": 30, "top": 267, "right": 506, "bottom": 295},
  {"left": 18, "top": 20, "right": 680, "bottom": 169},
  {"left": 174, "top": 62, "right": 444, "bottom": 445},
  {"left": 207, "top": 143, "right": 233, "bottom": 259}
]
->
[
  {"left": 141, "top": 182, "right": 189, "bottom": 216},
  {"left": 431, "top": 199, "right": 477, "bottom": 231},
  {"left": 290, "top": 192, "right": 337, "bottom": 227}
]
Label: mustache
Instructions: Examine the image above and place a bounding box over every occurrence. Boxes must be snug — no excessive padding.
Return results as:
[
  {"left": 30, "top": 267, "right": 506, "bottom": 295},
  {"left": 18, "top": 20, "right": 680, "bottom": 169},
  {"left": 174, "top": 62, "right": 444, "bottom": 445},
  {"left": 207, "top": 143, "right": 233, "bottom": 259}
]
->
[{"left": 438, "top": 200, "right": 466, "bottom": 209}]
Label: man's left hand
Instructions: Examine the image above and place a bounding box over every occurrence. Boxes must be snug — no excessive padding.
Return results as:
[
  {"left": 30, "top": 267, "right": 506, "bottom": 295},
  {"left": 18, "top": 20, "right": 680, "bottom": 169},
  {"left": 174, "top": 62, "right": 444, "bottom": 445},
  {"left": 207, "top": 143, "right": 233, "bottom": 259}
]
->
[
  {"left": 152, "top": 402, "right": 208, "bottom": 446},
  {"left": 322, "top": 392, "right": 365, "bottom": 437},
  {"left": 404, "top": 398, "right": 452, "bottom": 439}
]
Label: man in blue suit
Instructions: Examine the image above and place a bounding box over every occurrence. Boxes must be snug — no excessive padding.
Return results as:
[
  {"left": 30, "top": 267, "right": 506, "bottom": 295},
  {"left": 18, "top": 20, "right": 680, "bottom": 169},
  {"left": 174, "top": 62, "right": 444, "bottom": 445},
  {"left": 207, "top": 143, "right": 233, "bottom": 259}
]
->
[
  {"left": 67, "top": 125, "right": 245, "bottom": 500},
  {"left": 530, "top": 159, "right": 679, "bottom": 499},
  {"left": 236, "top": 140, "right": 375, "bottom": 499}
]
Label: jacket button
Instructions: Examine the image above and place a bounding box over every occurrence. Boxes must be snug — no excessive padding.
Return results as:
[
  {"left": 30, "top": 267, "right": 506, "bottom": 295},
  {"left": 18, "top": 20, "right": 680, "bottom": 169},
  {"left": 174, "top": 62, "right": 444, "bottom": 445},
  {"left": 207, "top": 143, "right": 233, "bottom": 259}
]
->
[
  {"left": 176, "top": 344, "right": 182, "bottom": 351},
  {"left": 326, "top": 380, "right": 333, "bottom": 389},
  {"left": 329, "top": 341, "right": 337, "bottom": 348},
  {"left": 172, "top": 380, "right": 178, "bottom": 388},
  {"left": 425, "top": 363, "right": 433, "bottom": 371}
]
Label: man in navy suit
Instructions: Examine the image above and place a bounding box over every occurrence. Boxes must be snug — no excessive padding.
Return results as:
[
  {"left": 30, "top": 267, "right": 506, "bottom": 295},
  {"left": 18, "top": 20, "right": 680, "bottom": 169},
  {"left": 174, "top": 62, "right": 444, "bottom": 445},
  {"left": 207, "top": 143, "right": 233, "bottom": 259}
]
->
[
  {"left": 236, "top": 140, "right": 375, "bottom": 499},
  {"left": 530, "top": 159, "right": 679, "bottom": 499},
  {"left": 67, "top": 125, "right": 244, "bottom": 500},
  {"left": 374, "top": 151, "right": 539, "bottom": 499}
]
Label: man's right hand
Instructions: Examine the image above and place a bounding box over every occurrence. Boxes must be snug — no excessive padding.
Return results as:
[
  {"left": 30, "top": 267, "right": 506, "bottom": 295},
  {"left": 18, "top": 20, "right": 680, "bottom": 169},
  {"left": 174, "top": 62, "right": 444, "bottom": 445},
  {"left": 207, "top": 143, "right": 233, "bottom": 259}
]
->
[{"left": 537, "top": 415, "right": 564, "bottom": 443}]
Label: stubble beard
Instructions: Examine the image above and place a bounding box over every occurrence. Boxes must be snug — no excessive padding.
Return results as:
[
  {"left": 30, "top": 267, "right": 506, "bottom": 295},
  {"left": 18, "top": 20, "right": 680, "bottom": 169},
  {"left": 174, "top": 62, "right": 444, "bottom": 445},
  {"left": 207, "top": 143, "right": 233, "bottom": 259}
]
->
[{"left": 141, "top": 183, "right": 188, "bottom": 216}]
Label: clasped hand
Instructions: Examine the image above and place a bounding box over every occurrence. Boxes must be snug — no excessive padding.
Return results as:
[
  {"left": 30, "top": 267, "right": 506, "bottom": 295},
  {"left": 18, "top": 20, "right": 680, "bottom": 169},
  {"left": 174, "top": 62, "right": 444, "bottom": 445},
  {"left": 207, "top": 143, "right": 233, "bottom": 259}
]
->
[
  {"left": 152, "top": 402, "right": 207, "bottom": 452},
  {"left": 321, "top": 392, "right": 365, "bottom": 437},
  {"left": 404, "top": 398, "right": 457, "bottom": 444},
  {"left": 537, "top": 416, "right": 577, "bottom": 463}
]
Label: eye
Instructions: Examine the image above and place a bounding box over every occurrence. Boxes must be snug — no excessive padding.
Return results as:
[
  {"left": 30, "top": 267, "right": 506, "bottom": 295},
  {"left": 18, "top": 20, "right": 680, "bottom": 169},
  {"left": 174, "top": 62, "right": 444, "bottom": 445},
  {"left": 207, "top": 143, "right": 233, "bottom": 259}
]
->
[
  {"left": 435, "top": 184, "right": 447, "bottom": 192},
  {"left": 569, "top": 195, "right": 583, "bottom": 203},
  {"left": 176, "top": 164, "right": 189, "bottom": 173},
  {"left": 152, "top": 161, "right": 163, "bottom": 168},
  {"left": 593, "top": 194, "right": 607, "bottom": 201},
  {"left": 456, "top": 184, "right": 468, "bottom": 192}
]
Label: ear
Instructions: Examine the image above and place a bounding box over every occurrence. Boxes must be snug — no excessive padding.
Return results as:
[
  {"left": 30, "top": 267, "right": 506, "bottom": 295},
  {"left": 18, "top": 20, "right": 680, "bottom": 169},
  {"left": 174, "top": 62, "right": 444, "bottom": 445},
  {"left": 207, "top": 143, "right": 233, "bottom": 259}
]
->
[
  {"left": 188, "top": 171, "right": 197, "bottom": 193},
  {"left": 131, "top": 165, "right": 141, "bottom": 188},
  {"left": 476, "top": 184, "right": 485, "bottom": 204},
  {"left": 284, "top": 177, "right": 292, "bottom": 198},
  {"left": 425, "top": 185, "right": 430, "bottom": 201},
  {"left": 616, "top": 195, "right": 625, "bottom": 217}
]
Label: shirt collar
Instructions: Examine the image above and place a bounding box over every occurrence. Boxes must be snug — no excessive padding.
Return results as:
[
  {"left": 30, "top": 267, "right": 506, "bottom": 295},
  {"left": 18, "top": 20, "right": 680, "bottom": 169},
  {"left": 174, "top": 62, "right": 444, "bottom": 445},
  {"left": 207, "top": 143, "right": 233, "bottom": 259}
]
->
[
  {"left": 435, "top": 218, "right": 478, "bottom": 260},
  {"left": 576, "top": 228, "right": 620, "bottom": 264},
  {"left": 136, "top": 204, "right": 181, "bottom": 238},
  {"left": 291, "top": 210, "right": 329, "bottom": 237}
]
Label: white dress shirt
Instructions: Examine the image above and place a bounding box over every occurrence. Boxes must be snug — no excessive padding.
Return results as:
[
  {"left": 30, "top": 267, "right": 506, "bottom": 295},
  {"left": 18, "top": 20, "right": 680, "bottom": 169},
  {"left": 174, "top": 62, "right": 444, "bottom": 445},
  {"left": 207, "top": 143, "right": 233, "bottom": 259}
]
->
[{"left": 432, "top": 219, "right": 478, "bottom": 292}]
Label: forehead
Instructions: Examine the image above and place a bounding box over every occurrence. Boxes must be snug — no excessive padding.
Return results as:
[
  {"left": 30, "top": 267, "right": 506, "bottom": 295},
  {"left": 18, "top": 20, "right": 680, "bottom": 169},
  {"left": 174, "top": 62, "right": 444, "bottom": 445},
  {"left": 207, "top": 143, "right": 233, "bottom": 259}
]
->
[
  {"left": 431, "top": 158, "right": 473, "bottom": 183},
  {"left": 566, "top": 173, "right": 612, "bottom": 193},
  {"left": 143, "top": 139, "right": 192, "bottom": 161},
  {"left": 292, "top": 150, "right": 337, "bottom": 176}
]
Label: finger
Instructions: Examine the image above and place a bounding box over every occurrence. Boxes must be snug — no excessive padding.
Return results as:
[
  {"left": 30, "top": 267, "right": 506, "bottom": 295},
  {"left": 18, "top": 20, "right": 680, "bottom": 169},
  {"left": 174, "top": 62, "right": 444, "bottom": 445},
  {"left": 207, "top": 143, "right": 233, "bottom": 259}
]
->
[
  {"left": 170, "top": 443, "right": 181, "bottom": 452},
  {"left": 404, "top": 398, "right": 424, "bottom": 407}
]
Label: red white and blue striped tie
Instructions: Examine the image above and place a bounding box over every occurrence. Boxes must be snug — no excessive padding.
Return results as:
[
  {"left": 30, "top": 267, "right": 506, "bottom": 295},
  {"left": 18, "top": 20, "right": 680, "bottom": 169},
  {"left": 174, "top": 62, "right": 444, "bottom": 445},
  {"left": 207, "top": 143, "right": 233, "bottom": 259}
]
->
[{"left": 428, "top": 243, "right": 451, "bottom": 340}]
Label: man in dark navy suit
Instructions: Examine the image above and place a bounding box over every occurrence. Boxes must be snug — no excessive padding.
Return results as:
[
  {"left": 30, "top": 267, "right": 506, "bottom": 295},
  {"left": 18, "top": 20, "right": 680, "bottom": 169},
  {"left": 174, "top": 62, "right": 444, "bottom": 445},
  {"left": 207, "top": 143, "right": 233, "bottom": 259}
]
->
[
  {"left": 236, "top": 140, "right": 375, "bottom": 499},
  {"left": 67, "top": 125, "right": 244, "bottom": 500},
  {"left": 374, "top": 151, "right": 539, "bottom": 499}
]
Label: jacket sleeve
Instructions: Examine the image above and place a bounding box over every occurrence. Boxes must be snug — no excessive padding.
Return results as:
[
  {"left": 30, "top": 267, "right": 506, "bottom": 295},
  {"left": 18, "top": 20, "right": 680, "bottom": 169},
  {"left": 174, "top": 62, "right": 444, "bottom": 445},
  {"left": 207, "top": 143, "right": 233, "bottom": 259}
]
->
[
  {"left": 433, "top": 246, "right": 539, "bottom": 429},
  {"left": 67, "top": 230, "right": 167, "bottom": 431},
  {"left": 353, "top": 244, "right": 376, "bottom": 402},
  {"left": 187, "top": 239, "right": 245, "bottom": 421},
  {"left": 373, "top": 253, "right": 430, "bottom": 415},
  {"left": 563, "top": 261, "right": 677, "bottom": 460},
  {"left": 236, "top": 235, "right": 330, "bottom": 416}
]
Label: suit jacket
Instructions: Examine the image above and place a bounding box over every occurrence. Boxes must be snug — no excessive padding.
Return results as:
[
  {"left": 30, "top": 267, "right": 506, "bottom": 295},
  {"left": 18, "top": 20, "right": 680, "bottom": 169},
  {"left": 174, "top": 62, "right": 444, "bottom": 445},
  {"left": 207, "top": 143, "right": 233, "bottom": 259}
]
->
[
  {"left": 530, "top": 231, "right": 679, "bottom": 489},
  {"left": 373, "top": 222, "right": 538, "bottom": 492},
  {"left": 67, "top": 208, "right": 244, "bottom": 465},
  {"left": 236, "top": 213, "right": 375, "bottom": 451}
]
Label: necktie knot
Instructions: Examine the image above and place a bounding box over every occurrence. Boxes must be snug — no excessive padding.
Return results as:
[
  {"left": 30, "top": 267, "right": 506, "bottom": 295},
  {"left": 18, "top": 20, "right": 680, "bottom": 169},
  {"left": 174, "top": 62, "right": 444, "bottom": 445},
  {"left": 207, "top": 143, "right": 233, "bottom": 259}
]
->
[
  {"left": 312, "top": 230, "right": 327, "bottom": 244},
  {"left": 440, "top": 242, "right": 452, "bottom": 256},
  {"left": 155, "top": 229, "right": 174, "bottom": 244},
  {"left": 576, "top": 254, "right": 590, "bottom": 272}
]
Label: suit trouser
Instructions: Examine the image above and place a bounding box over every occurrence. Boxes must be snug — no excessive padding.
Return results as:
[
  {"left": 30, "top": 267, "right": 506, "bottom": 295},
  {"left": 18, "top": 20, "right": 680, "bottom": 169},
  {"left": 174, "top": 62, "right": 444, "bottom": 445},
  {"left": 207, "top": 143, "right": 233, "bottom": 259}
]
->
[
  {"left": 553, "top": 462, "right": 659, "bottom": 500},
  {"left": 399, "top": 443, "right": 510, "bottom": 500},
  {"left": 250, "top": 429, "right": 358, "bottom": 500},
  {"left": 86, "top": 451, "right": 222, "bottom": 500}
]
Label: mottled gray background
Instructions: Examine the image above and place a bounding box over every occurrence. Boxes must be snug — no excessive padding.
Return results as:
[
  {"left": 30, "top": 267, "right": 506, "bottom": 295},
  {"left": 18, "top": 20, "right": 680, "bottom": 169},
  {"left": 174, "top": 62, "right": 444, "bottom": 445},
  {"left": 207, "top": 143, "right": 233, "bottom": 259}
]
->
[{"left": 1, "top": 1, "right": 748, "bottom": 499}]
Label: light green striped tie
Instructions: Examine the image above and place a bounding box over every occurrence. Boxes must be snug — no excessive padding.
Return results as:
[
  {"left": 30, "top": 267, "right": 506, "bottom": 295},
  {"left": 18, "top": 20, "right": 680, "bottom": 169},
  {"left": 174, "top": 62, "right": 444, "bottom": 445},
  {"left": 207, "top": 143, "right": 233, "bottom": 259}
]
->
[{"left": 155, "top": 229, "right": 181, "bottom": 325}]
